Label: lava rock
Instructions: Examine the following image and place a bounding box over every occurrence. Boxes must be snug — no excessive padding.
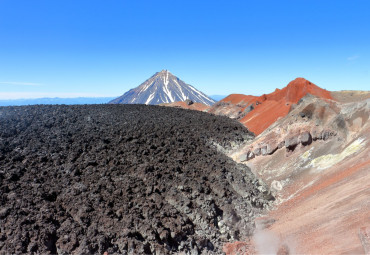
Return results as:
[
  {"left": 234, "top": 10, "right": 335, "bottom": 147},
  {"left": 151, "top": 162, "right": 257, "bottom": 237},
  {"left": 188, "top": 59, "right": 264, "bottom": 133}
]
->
[
  {"left": 184, "top": 99, "right": 194, "bottom": 105},
  {"left": 0, "top": 104, "right": 271, "bottom": 254}
]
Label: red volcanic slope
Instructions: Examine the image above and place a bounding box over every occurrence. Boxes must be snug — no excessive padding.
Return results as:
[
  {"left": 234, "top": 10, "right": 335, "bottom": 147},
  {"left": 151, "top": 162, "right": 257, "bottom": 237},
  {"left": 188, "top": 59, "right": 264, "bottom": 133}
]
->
[
  {"left": 222, "top": 78, "right": 333, "bottom": 135},
  {"left": 220, "top": 94, "right": 258, "bottom": 106}
]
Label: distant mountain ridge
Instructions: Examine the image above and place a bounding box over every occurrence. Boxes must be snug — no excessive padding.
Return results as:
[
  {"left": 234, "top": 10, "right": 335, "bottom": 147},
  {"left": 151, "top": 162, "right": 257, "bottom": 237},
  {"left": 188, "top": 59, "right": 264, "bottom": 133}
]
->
[
  {"left": 210, "top": 95, "right": 227, "bottom": 102},
  {"left": 109, "top": 70, "right": 216, "bottom": 105},
  {"left": 0, "top": 97, "right": 115, "bottom": 106}
]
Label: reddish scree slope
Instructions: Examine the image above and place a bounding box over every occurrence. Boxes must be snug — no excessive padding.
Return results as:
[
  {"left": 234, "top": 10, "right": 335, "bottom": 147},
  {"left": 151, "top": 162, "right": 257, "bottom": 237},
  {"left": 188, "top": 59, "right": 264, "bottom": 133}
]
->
[
  {"left": 222, "top": 78, "right": 332, "bottom": 135},
  {"left": 220, "top": 94, "right": 258, "bottom": 106}
]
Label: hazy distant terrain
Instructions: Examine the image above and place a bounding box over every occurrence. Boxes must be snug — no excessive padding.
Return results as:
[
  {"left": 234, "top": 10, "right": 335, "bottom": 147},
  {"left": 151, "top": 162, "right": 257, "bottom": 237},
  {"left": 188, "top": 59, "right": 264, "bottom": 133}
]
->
[
  {"left": 0, "top": 97, "right": 115, "bottom": 106},
  {"left": 0, "top": 95, "right": 224, "bottom": 107},
  {"left": 209, "top": 95, "right": 226, "bottom": 101}
]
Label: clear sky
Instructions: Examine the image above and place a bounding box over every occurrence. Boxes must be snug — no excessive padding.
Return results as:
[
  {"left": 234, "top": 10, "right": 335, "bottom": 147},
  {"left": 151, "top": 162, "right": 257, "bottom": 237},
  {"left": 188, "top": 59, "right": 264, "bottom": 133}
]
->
[{"left": 0, "top": 0, "right": 369, "bottom": 99}]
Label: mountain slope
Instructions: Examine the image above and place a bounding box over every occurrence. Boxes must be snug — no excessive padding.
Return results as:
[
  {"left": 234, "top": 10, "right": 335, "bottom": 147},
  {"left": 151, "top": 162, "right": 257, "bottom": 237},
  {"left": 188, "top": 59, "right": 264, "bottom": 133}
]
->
[
  {"left": 208, "top": 78, "right": 333, "bottom": 135},
  {"left": 225, "top": 95, "right": 370, "bottom": 255},
  {"left": 110, "top": 70, "right": 216, "bottom": 105}
]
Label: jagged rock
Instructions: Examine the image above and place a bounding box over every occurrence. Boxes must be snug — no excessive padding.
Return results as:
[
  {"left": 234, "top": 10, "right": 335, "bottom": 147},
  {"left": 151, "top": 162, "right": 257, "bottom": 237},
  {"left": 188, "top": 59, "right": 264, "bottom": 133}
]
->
[
  {"left": 321, "top": 130, "right": 336, "bottom": 140},
  {"left": 261, "top": 145, "right": 269, "bottom": 156},
  {"left": 311, "top": 130, "right": 321, "bottom": 141},
  {"left": 244, "top": 104, "right": 254, "bottom": 113},
  {"left": 260, "top": 143, "right": 278, "bottom": 156},
  {"left": 300, "top": 131, "right": 312, "bottom": 146},
  {"left": 239, "top": 154, "right": 248, "bottom": 162},
  {"left": 321, "top": 130, "right": 330, "bottom": 140},
  {"left": 285, "top": 136, "right": 299, "bottom": 150},
  {"left": 268, "top": 143, "right": 278, "bottom": 155},
  {"left": 159, "top": 230, "right": 170, "bottom": 242},
  {"left": 0, "top": 207, "right": 9, "bottom": 219},
  {"left": 237, "top": 104, "right": 255, "bottom": 120},
  {"left": 278, "top": 141, "right": 285, "bottom": 149},
  {"left": 311, "top": 129, "right": 336, "bottom": 141},
  {"left": 253, "top": 147, "right": 261, "bottom": 156},
  {"left": 185, "top": 99, "right": 194, "bottom": 105}
]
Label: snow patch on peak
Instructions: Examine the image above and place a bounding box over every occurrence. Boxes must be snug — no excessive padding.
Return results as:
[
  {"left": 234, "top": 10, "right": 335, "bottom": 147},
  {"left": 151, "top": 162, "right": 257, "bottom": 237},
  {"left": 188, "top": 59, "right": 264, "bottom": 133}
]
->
[
  {"left": 163, "top": 82, "right": 174, "bottom": 102},
  {"left": 174, "top": 79, "right": 187, "bottom": 101},
  {"left": 145, "top": 93, "right": 155, "bottom": 105},
  {"left": 164, "top": 71, "right": 169, "bottom": 86}
]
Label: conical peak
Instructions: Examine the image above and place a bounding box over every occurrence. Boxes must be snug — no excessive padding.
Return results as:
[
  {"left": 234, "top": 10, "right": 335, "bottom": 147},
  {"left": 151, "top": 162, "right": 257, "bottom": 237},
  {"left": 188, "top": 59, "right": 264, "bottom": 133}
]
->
[
  {"left": 294, "top": 77, "right": 310, "bottom": 82},
  {"left": 110, "top": 69, "right": 215, "bottom": 106},
  {"left": 155, "top": 70, "right": 174, "bottom": 81},
  {"left": 282, "top": 77, "right": 332, "bottom": 103},
  {"left": 158, "top": 69, "right": 171, "bottom": 75},
  {"left": 288, "top": 77, "right": 313, "bottom": 87}
]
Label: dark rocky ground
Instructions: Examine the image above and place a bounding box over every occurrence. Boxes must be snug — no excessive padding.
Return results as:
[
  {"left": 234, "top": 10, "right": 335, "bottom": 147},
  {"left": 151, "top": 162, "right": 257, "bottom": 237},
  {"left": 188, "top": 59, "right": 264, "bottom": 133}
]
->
[{"left": 0, "top": 104, "right": 273, "bottom": 254}]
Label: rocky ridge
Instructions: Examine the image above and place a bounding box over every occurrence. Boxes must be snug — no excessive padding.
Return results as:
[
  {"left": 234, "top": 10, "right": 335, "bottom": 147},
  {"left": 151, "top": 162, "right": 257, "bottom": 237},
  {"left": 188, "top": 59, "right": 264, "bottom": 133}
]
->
[{"left": 236, "top": 94, "right": 340, "bottom": 162}]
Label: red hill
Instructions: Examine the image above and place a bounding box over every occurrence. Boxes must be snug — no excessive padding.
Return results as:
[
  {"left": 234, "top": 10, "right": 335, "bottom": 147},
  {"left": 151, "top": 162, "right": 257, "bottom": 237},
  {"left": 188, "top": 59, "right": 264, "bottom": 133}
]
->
[{"left": 209, "top": 78, "right": 333, "bottom": 135}]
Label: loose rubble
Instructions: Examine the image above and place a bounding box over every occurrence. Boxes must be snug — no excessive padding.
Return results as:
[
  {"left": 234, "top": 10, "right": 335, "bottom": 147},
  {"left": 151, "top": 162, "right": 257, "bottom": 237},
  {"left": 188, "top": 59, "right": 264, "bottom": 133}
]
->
[{"left": 0, "top": 105, "right": 273, "bottom": 254}]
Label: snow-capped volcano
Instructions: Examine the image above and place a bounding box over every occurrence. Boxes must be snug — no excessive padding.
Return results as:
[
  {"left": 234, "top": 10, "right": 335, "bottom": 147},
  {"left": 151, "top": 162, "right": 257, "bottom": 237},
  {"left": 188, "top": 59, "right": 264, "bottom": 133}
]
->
[{"left": 109, "top": 70, "right": 216, "bottom": 105}]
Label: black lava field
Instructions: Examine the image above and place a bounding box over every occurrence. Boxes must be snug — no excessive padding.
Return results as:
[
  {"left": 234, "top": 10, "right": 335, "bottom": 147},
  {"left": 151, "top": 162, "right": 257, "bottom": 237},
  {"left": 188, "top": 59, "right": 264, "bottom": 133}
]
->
[{"left": 0, "top": 105, "right": 273, "bottom": 254}]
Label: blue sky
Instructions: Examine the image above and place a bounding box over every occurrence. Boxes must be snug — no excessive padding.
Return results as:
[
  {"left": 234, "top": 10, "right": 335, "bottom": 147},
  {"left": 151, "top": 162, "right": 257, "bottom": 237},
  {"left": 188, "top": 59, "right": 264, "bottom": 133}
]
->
[{"left": 0, "top": 0, "right": 369, "bottom": 99}]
